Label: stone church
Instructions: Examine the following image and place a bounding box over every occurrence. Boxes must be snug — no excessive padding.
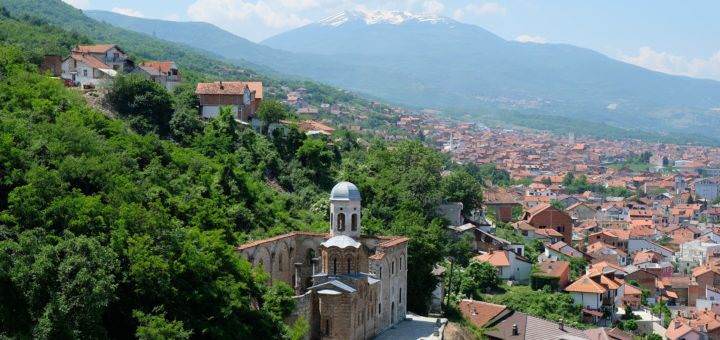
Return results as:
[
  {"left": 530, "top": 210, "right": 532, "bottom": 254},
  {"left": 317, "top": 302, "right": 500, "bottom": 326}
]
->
[{"left": 238, "top": 182, "right": 409, "bottom": 339}]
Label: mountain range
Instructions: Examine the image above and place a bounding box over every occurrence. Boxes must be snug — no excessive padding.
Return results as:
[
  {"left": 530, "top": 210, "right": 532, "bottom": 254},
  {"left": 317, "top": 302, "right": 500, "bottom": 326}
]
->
[
  {"left": 85, "top": 9, "right": 720, "bottom": 142},
  {"left": 74, "top": 9, "right": 720, "bottom": 143}
]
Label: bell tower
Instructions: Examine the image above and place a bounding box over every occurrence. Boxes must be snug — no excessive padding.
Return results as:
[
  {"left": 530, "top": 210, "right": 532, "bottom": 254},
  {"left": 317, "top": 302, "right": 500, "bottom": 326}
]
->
[{"left": 329, "top": 181, "right": 361, "bottom": 239}]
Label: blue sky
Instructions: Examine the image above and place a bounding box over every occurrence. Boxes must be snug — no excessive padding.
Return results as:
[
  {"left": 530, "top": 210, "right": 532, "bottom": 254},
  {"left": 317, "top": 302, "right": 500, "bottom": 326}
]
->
[{"left": 64, "top": 0, "right": 720, "bottom": 80}]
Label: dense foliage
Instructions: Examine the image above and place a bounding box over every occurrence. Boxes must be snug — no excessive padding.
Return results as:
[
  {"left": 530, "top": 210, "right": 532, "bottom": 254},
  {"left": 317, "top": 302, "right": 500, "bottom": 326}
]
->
[
  {"left": 0, "top": 11, "right": 470, "bottom": 338},
  {"left": 486, "top": 286, "right": 589, "bottom": 328},
  {"left": 0, "top": 45, "right": 306, "bottom": 339}
]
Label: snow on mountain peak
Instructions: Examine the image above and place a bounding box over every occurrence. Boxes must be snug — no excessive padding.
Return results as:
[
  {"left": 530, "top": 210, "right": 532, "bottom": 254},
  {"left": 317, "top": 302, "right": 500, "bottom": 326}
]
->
[{"left": 318, "top": 10, "right": 448, "bottom": 27}]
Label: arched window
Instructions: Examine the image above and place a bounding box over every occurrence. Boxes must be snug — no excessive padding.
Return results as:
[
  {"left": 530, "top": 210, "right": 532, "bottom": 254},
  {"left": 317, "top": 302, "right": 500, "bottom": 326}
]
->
[
  {"left": 337, "top": 213, "right": 346, "bottom": 231},
  {"left": 333, "top": 257, "right": 338, "bottom": 275},
  {"left": 278, "top": 254, "right": 283, "bottom": 271},
  {"left": 391, "top": 261, "right": 395, "bottom": 275},
  {"left": 347, "top": 258, "right": 352, "bottom": 274},
  {"left": 351, "top": 214, "right": 358, "bottom": 231}
]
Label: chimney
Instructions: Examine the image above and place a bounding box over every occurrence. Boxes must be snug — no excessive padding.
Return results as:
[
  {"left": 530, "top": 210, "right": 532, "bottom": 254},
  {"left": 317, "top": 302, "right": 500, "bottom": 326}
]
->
[
  {"left": 219, "top": 81, "right": 224, "bottom": 90},
  {"left": 511, "top": 324, "right": 518, "bottom": 336},
  {"left": 558, "top": 318, "right": 564, "bottom": 331}
]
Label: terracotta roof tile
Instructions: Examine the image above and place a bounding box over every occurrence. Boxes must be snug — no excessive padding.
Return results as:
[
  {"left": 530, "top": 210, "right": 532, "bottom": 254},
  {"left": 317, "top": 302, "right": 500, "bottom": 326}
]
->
[{"left": 196, "top": 81, "right": 263, "bottom": 98}]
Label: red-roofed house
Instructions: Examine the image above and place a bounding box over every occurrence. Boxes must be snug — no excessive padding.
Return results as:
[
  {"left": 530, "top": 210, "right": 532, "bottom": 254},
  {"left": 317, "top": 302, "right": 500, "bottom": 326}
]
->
[
  {"left": 195, "top": 81, "right": 263, "bottom": 121},
  {"left": 137, "top": 61, "right": 181, "bottom": 91},
  {"left": 61, "top": 44, "right": 130, "bottom": 87},
  {"left": 518, "top": 203, "right": 573, "bottom": 244},
  {"left": 473, "top": 250, "right": 532, "bottom": 283}
]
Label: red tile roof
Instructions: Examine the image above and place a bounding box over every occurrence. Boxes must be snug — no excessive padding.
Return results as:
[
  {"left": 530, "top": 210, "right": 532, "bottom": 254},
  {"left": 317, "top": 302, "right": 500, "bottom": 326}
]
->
[
  {"left": 473, "top": 250, "right": 511, "bottom": 267},
  {"left": 458, "top": 300, "right": 508, "bottom": 328},
  {"left": 195, "top": 81, "right": 263, "bottom": 98},
  {"left": 140, "top": 61, "right": 176, "bottom": 74},
  {"left": 565, "top": 276, "right": 607, "bottom": 294},
  {"left": 72, "top": 44, "right": 118, "bottom": 54}
]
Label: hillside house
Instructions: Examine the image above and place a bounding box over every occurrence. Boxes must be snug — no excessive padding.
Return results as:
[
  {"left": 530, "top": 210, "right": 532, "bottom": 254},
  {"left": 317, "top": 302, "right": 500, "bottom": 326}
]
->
[
  {"left": 195, "top": 81, "right": 262, "bottom": 122},
  {"left": 473, "top": 250, "right": 532, "bottom": 283},
  {"left": 61, "top": 44, "right": 131, "bottom": 87},
  {"left": 137, "top": 61, "right": 181, "bottom": 91}
]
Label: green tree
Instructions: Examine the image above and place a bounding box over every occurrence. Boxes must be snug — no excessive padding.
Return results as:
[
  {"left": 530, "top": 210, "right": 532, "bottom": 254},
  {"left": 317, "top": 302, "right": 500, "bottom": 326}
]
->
[
  {"left": 460, "top": 261, "right": 500, "bottom": 297},
  {"left": 106, "top": 74, "right": 174, "bottom": 135},
  {"left": 441, "top": 170, "right": 483, "bottom": 215},
  {"left": 134, "top": 309, "right": 192, "bottom": 340},
  {"left": 169, "top": 107, "right": 204, "bottom": 146},
  {"left": 256, "top": 100, "right": 287, "bottom": 135}
]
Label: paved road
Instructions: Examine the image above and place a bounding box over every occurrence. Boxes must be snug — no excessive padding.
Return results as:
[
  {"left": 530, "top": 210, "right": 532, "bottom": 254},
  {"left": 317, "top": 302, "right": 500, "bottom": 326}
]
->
[{"left": 374, "top": 313, "right": 447, "bottom": 340}]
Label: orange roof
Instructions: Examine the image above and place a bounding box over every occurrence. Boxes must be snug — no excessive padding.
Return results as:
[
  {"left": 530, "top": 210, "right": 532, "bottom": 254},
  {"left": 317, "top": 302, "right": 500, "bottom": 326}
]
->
[
  {"left": 72, "top": 44, "right": 118, "bottom": 54},
  {"left": 196, "top": 81, "right": 263, "bottom": 98},
  {"left": 565, "top": 276, "right": 607, "bottom": 294},
  {"left": 473, "top": 251, "right": 511, "bottom": 267},
  {"left": 458, "top": 300, "right": 508, "bottom": 328},
  {"left": 536, "top": 260, "right": 569, "bottom": 278},
  {"left": 68, "top": 52, "right": 109, "bottom": 69},
  {"left": 624, "top": 284, "right": 642, "bottom": 296},
  {"left": 600, "top": 275, "right": 621, "bottom": 290},
  {"left": 140, "top": 61, "right": 177, "bottom": 74}
]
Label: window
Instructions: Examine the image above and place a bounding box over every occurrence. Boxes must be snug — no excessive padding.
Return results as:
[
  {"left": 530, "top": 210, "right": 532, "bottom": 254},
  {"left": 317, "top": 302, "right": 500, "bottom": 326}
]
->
[
  {"left": 325, "top": 319, "right": 330, "bottom": 336},
  {"left": 83, "top": 69, "right": 88, "bottom": 77},
  {"left": 332, "top": 258, "right": 338, "bottom": 275},
  {"left": 351, "top": 214, "right": 358, "bottom": 231},
  {"left": 337, "top": 213, "right": 346, "bottom": 231},
  {"left": 379, "top": 266, "right": 382, "bottom": 279},
  {"left": 378, "top": 303, "right": 381, "bottom": 314},
  {"left": 392, "top": 261, "right": 395, "bottom": 275},
  {"left": 279, "top": 255, "right": 283, "bottom": 271},
  {"left": 400, "top": 288, "right": 402, "bottom": 303},
  {"left": 306, "top": 249, "right": 315, "bottom": 264},
  {"left": 347, "top": 258, "right": 352, "bottom": 274}
]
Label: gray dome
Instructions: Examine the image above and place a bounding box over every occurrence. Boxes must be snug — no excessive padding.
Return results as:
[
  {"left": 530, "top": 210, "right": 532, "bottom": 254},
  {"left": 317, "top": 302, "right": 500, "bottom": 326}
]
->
[{"left": 330, "top": 181, "right": 361, "bottom": 201}]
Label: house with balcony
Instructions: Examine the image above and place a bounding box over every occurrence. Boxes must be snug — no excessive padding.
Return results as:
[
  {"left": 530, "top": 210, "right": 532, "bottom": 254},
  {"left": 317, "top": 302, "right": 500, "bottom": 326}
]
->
[
  {"left": 61, "top": 44, "right": 131, "bottom": 87},
  {"left": 565, "top": 270, "right": 625, "bottom": 325}
]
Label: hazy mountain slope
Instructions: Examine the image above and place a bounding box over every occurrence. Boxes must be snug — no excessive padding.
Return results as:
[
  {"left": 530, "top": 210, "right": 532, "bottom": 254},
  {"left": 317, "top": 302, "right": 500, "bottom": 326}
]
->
[
  {"left": 262, "top": 11, "right": 720, "bottom": 136},
  {"left": 86, "top": 10, "right": 291, "bottom": 67},
  {"left": 14, "top": 4, "right": 720, "bottom": 143}
]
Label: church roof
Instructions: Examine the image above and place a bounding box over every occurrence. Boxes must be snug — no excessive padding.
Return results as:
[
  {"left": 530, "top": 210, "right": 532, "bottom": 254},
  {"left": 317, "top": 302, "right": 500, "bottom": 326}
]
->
[
  {"left": 330, "top": 181, "right": 361, "bottom": 201},
  {"left": 309, "top": 279, "right": 357, "bottom": 293},
  {"left": 321, "top": 235, "right": 361, "bottom": 249}
]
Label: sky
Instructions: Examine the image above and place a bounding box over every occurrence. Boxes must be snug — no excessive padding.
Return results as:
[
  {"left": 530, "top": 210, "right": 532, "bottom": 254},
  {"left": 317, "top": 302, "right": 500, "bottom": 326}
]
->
[{"left": 63, "top": 0, "right": 720, "bottom": 81}]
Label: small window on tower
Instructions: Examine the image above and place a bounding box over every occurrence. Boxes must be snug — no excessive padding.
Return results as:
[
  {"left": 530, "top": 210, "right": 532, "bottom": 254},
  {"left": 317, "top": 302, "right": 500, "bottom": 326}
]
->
[
  {"left": 337, "top": 213, "right": 346, "bottom": 231},
  {"left": 351, "top": 214, "right": 358, "bottom": 231}
]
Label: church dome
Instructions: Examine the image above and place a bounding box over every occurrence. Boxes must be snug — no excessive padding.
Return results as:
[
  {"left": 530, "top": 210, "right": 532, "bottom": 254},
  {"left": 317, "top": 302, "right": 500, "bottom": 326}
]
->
[{"left": 330, "top": 181, "right": 361, "bottom": 201}]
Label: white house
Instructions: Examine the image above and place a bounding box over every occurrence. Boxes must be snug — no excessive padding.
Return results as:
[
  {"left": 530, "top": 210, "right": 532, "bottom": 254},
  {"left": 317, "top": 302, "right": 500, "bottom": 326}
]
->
[
  {"left": 61, "top": 44, "right": 129, "bottom": 87},
  {"left": 473, "top": 250, "right": 532, "bottom": 283},
  {"left": 137, "top": 61, "right": 182, "bottom": 91},
  {"left": 694, "top": 177, "right": 720, "bottom": 202},
  {"left": 544, "top": 240, "right": 585, "bottom": 260},
  {"left": 628, "top": 238, "right": 674, "bottom": 259},
  {"left": 676, "top": 240, "right": 720, "bottom": 273}
]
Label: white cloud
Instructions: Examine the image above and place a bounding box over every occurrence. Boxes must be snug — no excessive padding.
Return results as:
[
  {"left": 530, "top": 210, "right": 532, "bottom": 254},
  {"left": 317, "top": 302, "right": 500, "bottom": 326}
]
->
[
  {"left": 63, "top": 0, "right": 90, "bottom": 9},
  {"left": 620, "top": 46, "right": 720, "bottom": 81},
  {"left": 187, "top": 0, "right": 312, "bottom": 41},
  {"left": 453, "top": 2, "right": 506, "bottom": 20},
  {"left": 515, "top": 34, "right": 546, "bottom": 44},
  {"left": 421, "top": 0, "right": 445, "bottom": 15},
  {"left": 111, "top": 7, "right": 145, "bottom": 18}
]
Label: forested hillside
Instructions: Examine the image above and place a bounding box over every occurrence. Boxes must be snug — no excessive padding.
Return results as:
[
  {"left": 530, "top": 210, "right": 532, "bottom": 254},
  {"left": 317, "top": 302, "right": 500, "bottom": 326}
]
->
[{"left": 0, "top": 9, "right": 483, "bottom": 338}]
